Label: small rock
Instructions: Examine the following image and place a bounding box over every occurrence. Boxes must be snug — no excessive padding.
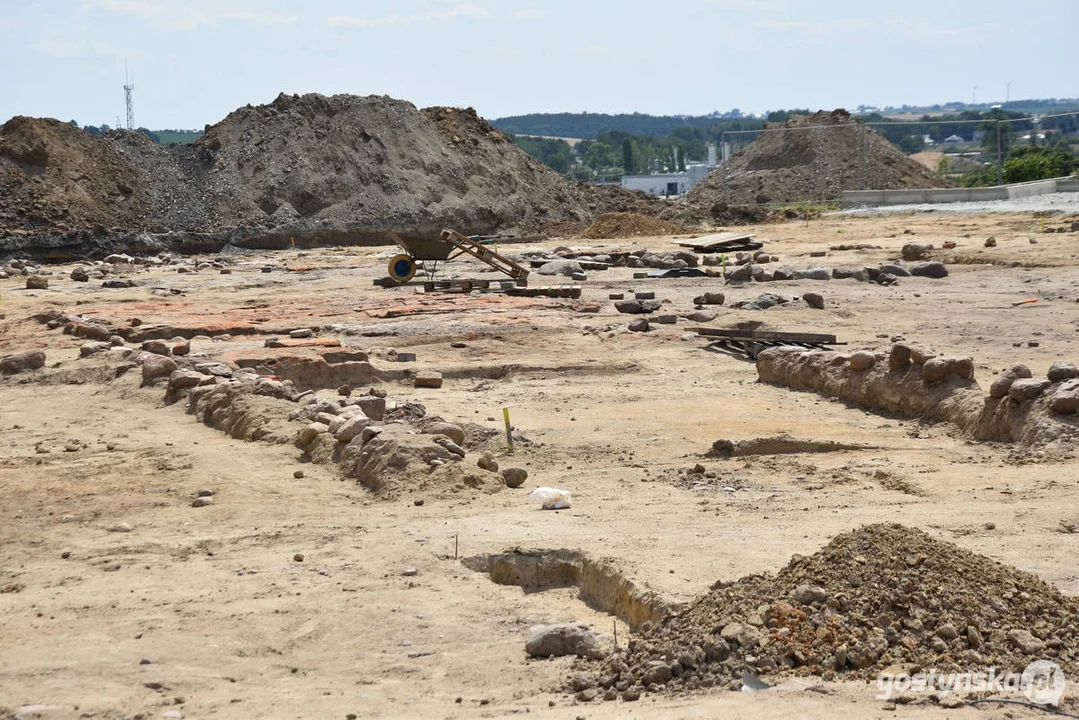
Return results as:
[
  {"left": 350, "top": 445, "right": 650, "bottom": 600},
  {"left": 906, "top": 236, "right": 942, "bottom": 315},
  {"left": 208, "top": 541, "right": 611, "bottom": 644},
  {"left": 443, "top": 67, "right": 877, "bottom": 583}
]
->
[
  {"left": 25, "top": 275, "right": 49, "bottom": 290},
  {"left": 141, "top": 339, "right": 172, "bottom": 356},
  {"left": 693, "top": 292, "right": 725, "bottom": 305},
  {"left": 628, "top": 318, "right": 650, "bottom": 333},
  {"left": 402, "top": 568, "right": 418, "bottom": 576},
  {"left": 293, "top": 470, "right": 305, "bottom": 479},
  {"left": 80, "top": 341, "right": 112, "bottom": 358},
  {"left": 110, "top": 522, "right": 133, "bottom": 533},
  {"left": 293, "top": 553, "right": 305, "bottom": 562},
  {"left": 290, "top": 328, "right": 313, "bottom": 339},
  {"left": 141, "top": 354, "right": 179, "bottom": 385},
  {"left": 984, "top": 236, "right": 997, "bottom": 247},
  {"left": 1006, "top": 628, "right": 1044, "bottom": 654},
  {"left": 70, "top": 267, "right": 90, "bottom": 282},
  {"left": 477, "top": 452, "right": 499, "bottom": 472},
  {"left": 901, "top": 243, "right": 931, "bottom": 261},
  {"left": 502, "top": 467, "right": 528, "bottom": 488},
  {"left": 790, "top": 584, "right": 829, "bottom": 605},
  {"left": 989, "top": 364, "right": 1032, "bottom": 398},
  {"left": 1048, "top": 379, "right": 1079, "bottom": 414},
  {"left": 802, "top": 292, "right": 824, "bottom": 309},
  {"left": 191, "top": 497, "right": 213, "bottom": 508},
  {"left": 170, "top": 337, "right": 190, "bottom": 356}
]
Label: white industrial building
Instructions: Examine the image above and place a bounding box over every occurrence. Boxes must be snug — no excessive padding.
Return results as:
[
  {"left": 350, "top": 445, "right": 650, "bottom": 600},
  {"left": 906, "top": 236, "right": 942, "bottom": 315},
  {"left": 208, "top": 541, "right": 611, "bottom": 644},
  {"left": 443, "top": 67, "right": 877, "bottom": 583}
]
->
[{"left": 620, "top": 143, "right": 721, "bottom": 197}]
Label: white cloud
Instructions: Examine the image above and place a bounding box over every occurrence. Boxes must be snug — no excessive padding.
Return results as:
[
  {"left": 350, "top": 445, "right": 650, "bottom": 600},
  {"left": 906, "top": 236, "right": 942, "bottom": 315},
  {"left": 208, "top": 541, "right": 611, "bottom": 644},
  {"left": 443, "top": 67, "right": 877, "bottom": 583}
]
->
[
  {"left": 330, "top": 4, "right": 491, "bottom": 29},
  {"left": 513, "top": 9, "right": 544, "bottom": 20}
]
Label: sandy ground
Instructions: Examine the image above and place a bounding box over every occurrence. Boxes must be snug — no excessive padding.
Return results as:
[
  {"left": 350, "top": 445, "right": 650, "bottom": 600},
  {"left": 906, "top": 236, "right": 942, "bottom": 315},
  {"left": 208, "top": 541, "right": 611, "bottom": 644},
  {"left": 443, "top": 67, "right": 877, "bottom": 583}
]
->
[{"left": 2, "top": 209, "right": 1079, "bottom": 719}]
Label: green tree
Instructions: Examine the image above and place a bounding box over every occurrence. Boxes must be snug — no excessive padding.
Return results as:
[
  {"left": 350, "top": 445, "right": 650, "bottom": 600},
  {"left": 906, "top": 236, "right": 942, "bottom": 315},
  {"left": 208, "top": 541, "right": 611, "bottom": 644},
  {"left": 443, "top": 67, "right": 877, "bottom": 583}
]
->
[
  {"left": 1002, "top": 146, "right": 1077, "bottom": 183},
  {"left": 622, "top": 138, "right": 634, "bottom": 173}
]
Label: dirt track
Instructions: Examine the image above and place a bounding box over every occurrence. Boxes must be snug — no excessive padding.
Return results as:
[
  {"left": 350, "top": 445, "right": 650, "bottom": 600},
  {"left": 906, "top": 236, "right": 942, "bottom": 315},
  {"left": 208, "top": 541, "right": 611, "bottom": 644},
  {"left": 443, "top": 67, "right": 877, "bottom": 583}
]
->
[{"left": 2, "top": 209, "right": 1079, "bottom": 719}]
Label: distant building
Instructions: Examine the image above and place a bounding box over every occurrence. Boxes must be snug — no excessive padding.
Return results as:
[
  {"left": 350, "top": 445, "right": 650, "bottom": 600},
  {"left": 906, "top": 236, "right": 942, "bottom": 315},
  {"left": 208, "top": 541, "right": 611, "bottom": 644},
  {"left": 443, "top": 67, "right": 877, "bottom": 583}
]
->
[
  {"left": 620, "top": 145, "right": 717, "bottom": 197},
  {"left": 941, "top": 134, "right": 966, "bottom": 145}
]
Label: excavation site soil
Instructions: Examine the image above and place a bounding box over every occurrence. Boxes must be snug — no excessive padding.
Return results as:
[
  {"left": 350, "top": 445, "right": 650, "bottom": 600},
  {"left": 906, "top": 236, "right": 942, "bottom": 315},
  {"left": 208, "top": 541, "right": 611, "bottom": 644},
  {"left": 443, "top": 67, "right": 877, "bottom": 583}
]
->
[{"left": 2, "top": 99, "right": 1079, "bottom": 720}]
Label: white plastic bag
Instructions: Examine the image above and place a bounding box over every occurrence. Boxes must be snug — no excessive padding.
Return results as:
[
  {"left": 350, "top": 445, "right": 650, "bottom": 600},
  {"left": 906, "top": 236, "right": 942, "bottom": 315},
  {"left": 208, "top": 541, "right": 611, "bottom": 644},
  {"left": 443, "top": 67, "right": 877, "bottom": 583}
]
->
[{"left": 530, "top": 487, "right": 572, "bottom": 510}]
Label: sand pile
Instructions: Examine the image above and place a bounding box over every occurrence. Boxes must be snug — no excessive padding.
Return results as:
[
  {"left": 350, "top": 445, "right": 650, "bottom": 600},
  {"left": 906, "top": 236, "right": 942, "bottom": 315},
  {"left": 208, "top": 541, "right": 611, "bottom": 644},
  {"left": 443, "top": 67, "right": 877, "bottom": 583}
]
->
[
  {"left": 1, "top": 94, "right": 665, "bottom": 256},
  {"left": 0, "top": 117, "right": 152, "bottom": 234},
  {"left": 680, "top": 110, "right": 953, "bottom": 219},
  {"left": 581, "top": 524, "right": 1077, "bottom": 695},
  {"left": 580, "top": 212, "right": 688, "bottom": 239}
]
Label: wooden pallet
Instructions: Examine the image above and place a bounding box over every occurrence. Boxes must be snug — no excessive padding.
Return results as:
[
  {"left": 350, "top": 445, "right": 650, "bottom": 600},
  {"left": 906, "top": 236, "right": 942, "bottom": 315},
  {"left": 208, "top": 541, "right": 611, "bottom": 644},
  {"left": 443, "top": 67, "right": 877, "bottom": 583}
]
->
[{"left": 675, "top": 232, "right": 761, "bottom": 253}]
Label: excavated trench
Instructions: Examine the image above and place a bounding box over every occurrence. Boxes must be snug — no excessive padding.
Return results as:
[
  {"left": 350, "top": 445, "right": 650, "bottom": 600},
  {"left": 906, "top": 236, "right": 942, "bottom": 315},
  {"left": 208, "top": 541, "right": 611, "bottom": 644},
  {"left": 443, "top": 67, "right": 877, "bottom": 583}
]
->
[{"left": 461, "top": 549, "right": 676, "bottom": 631}]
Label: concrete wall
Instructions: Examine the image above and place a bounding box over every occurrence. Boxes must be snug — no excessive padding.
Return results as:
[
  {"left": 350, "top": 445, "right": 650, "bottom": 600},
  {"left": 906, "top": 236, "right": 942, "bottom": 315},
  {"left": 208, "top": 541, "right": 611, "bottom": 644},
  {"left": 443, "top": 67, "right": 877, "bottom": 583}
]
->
[{"left": 841, "top": 176, "right": 1079, "bottom": 207}]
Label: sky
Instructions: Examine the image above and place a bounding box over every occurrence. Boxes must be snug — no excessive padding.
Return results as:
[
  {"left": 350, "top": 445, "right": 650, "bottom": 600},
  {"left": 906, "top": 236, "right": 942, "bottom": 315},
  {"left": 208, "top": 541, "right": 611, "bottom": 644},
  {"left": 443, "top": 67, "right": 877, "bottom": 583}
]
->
[{"left": 2, "top": 0, "right": 1077, "bottom": 129}]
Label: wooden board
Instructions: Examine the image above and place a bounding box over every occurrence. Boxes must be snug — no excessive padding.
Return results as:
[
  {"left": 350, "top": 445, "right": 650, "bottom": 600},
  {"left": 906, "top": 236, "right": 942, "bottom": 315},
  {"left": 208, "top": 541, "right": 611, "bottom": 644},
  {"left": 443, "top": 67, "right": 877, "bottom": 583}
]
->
[
  {"left": 675, "top": 232, "right": 760, "bottom": 252},
  {"left": 687, "top": 327, "right": 839, "bottom": 344}
]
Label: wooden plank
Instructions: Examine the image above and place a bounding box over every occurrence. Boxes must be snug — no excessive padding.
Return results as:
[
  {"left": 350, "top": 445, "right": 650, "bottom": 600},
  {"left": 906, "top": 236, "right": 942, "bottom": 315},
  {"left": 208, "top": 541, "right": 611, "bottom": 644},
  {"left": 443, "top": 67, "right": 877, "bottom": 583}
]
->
[
  {"left": 687, "top": 327, "right": 838, "bottom": 344},
  {"left": 675, "top": 232, "right": 759, "bottom": 252}
]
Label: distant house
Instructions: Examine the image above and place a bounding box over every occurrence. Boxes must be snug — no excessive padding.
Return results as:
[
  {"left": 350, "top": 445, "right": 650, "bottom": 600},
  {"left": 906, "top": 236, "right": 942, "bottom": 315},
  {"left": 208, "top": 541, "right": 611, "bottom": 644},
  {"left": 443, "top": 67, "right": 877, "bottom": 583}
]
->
[
  {"left": 941, "top": 134, "right": 966, "bottom": 145},
  {"left": 621, "top": 163, "right": 712, "bottom": 197}
]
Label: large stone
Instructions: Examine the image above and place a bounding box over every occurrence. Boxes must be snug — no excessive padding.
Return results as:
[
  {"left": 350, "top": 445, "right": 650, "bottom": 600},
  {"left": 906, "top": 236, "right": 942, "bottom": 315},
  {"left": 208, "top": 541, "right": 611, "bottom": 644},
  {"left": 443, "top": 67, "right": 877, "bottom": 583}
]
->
[
  {"left": 803, "top": 292, "right": 825, "bottom": 309},
  {"left": 168, "top": 369, "right": 211, "bottom": 391},
  {"left": 628, "top": 318, "right": 650, "bottom": 332},
  {"left": 334, "top": 414, "right": 373, "bottom": 443},
  {"left": 70, "top": 267, "right": 90, "bottom": 282},
  {"left": 1006, "top": 629, "right": 1045, "bottom": 654},
  {"left": 80, "top": 341, "right": 112, "bottom": 358},
  {"left": 720, "top": 622, "right": 761, "bottom": 649},
  {"left": 832, "top": 267, "right": 854, "bottom": 279},
  {"left": 295, "top": 422, "right": 329, "bottom": 448},
  {"left": 614, "top": 299, "right": 660, "bottom": 314},
  {"left": 170, "top": 337, "right": 191, "bottom": 356},
  {"left": 922, "top": 356, "right": 974, "bottom": 383},
  {"left": 642, "top": 661, "right": 673, "bottom": 687},
  {"left": 684, "top": 310, "right": 715, "bottom": 323},
  {"left": 502, "top": 467, "right": 528, "bottom": 488},
  {"left": 989, "top": 364, "right": 1032, "bottom": 398},
  {"left": 1047, "top": 361, "right": 1077, "bottom": 382},
  {"left": 525, "top": 623, "right": 612, "bottom": 659},
  {"left": 889, "top": 343, "right": 912, "bottom": 371},
  {"left": 725, "top": 263, "right": 754, "bottom": 282},
  {"left": 1048, "top": 379, "right": 1079, "bottom": 414},
  {"left": 879, "top": 263, "right": 911, "bottom": 277},
  {"left": 141, "top": 339, "right": 171, "bottom": 356},
  {"left": 141, "top": 354, "right": 178, "bottom": 385},
  {"left": 423, "top": 422, "right": 465, "bottom": 445},
  {"left": 790, "top": 584, "right": 830, "bottom": 605},
  {"left": 849, "top": 351, "right": 876, "bottom": 371},
  {"left": 1, "top": 349, "right": 46, "bottom": 375},
  {"left": 25, "top": 275, "right": 48, "bottom": 290},
  {"left": 1008, "top": 378, "right": 1051, "bottom": 402},
  {"left": 353, "top": 395, "right": 386, "bottom": 420},
  {"left": 795, "top": 267, "right": 830, "bottom": 280},
  {"left": 910, "top": 261, "right": 948, "bottom": 278},
  {"left": 536, "top": 259, "right": 583, "bottom": 277}
]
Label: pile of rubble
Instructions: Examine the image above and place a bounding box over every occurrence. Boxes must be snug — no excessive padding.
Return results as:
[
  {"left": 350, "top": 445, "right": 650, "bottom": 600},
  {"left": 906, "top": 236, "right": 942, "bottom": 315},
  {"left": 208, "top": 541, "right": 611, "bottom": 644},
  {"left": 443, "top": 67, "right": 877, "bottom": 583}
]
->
[
  {"left": 572, "top": 524, "right": 1078, "bottom": 699},
  {"left": 679, "top": 110, "right": 952, "bottom": 220}
]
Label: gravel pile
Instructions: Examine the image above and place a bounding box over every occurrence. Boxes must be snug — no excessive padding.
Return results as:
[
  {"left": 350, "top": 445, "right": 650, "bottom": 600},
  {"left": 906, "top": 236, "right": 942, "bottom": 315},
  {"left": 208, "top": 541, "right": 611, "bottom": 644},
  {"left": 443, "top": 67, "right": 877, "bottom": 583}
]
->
[{"left": 579, "top": 523, "right": 1078, "bottom": 696}]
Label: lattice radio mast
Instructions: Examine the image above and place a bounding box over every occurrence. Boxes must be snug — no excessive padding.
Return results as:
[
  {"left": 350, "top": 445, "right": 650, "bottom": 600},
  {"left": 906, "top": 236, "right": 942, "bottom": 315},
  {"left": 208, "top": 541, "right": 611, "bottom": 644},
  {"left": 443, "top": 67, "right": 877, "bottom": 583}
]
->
[{"left": 124, "top": 61, "right": 135, "bottom": 130}]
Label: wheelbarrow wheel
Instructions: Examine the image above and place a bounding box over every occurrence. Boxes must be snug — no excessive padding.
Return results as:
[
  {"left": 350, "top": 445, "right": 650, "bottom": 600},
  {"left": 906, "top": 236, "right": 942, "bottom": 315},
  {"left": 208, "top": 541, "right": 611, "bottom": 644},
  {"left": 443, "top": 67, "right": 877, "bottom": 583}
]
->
[{"left": 387, "top": 254, "right": 417, "bottom": 283}]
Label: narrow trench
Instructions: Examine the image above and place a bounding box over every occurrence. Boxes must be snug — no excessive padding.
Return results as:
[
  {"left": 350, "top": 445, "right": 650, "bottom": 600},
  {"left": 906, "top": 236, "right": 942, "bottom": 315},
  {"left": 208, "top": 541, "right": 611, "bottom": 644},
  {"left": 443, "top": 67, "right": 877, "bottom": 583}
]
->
[{"left": 461, "top": 548, "right": 676, "bottom": 631}]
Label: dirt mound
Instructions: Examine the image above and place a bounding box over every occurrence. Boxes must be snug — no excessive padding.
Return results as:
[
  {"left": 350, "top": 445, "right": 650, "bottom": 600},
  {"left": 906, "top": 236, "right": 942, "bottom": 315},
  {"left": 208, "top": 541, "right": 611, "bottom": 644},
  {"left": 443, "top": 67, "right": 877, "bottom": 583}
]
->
[
  {"left": 580, "top": 212, "right": 688, "bottom": 239},
  {"left": 0, "top": 117, "right": 151, "bottom": 234},
  {"left": 583, "top": 524, "right": 1078, "bottom": 695},
  {"left": 679, "top": 110, "right": 953, "bottom": 219},
  {"left": 2, "top": 94, "right": 666, "bottom": 256}
]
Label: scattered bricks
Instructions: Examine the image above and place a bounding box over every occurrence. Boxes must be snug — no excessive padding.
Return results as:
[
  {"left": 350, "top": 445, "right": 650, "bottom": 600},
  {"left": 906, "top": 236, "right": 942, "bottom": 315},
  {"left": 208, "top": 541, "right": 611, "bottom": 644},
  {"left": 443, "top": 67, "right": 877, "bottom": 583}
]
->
[
  {"left": 608, "top": 293, "right": 624, "bottom": 300},
  {"left": 396, "top": 352, "right": 417, "bottom": 362},
  {"left": 1, "top": 349, "right": 46, "bottom": 375},
  {"left": 414, "top": 371, "right": 443, "bottom": 389},
  {"left": 654, "top": 314, "right": 678, "bottom": 325},
  {"left": 634, "top": 291, "right": 655, "bottom": 300}
]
